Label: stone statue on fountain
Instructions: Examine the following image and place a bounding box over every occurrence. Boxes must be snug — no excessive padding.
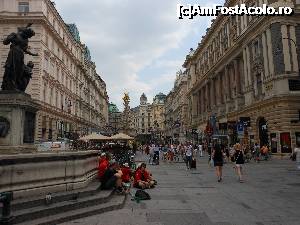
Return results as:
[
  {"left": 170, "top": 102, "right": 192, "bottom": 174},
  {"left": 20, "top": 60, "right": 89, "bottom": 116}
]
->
[{"left": 1, "top": 23, "right": 38, "bottom": 92}]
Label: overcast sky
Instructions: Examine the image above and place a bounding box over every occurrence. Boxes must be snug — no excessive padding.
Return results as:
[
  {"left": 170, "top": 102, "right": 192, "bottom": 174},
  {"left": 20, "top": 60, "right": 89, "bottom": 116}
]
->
[{"left": 55, "top": 0, "right": 224, "bottom": 110}]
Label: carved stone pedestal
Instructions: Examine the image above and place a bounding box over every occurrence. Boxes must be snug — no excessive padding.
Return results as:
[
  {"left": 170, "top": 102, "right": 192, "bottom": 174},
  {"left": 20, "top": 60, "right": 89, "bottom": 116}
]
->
[{"left": 0, "top": 91, "right": 39, "bottom": 154}]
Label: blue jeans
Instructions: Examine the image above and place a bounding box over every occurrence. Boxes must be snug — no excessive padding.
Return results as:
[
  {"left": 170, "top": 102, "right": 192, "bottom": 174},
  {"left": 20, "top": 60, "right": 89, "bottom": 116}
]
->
[{"left": 186, "top": 155, "right": 192, "bottom": 169}]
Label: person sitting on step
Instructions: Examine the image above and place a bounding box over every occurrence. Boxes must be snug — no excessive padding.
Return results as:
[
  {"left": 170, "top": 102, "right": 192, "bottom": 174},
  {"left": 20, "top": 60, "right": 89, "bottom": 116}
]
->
[
  {"left": 134, "top": 163, "right": 155, "bottom": 189},
  {"left": 121, "top": 162, "right": 132, "bottom": 183},
  {"left": 100, "top": 160, "right": 124, "bottom": 193},
  {"left": 98, "top": 153, "right": 109, "bottom": 180}
]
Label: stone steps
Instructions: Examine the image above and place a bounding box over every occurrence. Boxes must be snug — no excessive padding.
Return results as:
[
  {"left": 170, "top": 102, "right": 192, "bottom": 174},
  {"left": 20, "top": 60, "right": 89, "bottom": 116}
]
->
[
  {"left": 2, "top": 180, "right": 127, "bottom": 225},
  {"left": 12, "top": 189, "right": 114, "bottom": 224},
  {"left": 16, "top": 195, "right": 126, "bottom": 225},
  {"left": 11, "top": 181, "right": 101, "bottom": 211}
]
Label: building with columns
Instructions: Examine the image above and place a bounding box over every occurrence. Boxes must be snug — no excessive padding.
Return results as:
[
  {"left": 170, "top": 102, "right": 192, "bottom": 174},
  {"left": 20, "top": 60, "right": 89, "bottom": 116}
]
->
[
  {"left": 184, "top": 0, "right": 300, "bottom": 153},
  {"left": 132, "top": 93, "right": 166, "bottom": 143},
  {"left": 164, "top": 71, "right": 188, "bottom": 144},
  {"left": 0, "top": 0, "right": 109, "bottom": 141},
  {"left": 151, "top": 93, "right": 166, "bottom": 141}
]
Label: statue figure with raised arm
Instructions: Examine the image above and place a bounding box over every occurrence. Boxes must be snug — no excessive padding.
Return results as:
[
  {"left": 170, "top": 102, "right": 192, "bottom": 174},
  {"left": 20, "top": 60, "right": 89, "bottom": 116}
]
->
[{"left": 1, "top": 23, "right": 38, "bottom": 92}]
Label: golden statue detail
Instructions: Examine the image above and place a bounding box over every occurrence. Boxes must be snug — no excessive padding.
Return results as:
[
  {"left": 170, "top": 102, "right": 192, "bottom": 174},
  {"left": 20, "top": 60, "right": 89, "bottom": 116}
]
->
[
  {"left": 123, "top": 92, "right": 130, "bottom": 105},
  {"left": 122, "top": 92, "right": 130, "bottom": 135}
]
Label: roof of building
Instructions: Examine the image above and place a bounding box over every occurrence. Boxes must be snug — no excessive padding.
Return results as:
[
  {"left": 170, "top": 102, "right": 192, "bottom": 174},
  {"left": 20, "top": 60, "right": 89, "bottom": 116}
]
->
[
  {"left": 109, "top": 103, "right": 119, "bottom": 113},
  {"left": 66, "top": 23, "right": 80, "bottom": 43}
]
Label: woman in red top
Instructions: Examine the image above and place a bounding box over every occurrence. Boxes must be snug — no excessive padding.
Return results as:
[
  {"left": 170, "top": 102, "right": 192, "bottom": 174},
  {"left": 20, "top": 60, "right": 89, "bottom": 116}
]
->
[
  {"left": 98, "top": 153, "right": 109, "bottom": 180},
  {"left": 121, "top": 163, "right": 132, "bottom": 183}
]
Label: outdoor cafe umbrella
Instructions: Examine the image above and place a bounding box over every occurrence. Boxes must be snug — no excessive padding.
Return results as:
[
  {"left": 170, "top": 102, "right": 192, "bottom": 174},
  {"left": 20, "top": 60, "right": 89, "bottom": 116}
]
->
[
  {"left": 109, "top": 133, "right": 134, "bottom": 140},
  {"left": 79, "top": 133, "right": 111, "bottom": 141}
]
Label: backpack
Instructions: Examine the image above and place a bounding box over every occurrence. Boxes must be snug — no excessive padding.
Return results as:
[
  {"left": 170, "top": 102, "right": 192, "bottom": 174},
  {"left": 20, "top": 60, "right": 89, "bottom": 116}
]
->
[{"left": 135, "top": 190, "right": 151, "bottom": 200}]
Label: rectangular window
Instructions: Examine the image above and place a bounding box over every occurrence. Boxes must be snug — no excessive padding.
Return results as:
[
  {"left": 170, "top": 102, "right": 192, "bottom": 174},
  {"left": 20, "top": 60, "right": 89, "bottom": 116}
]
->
[
  {"left": 18, "top": 2, "right": 29, "bottom": 13},
  {"left": 288, "top": 79, "right": 300, "bottom": 91}
]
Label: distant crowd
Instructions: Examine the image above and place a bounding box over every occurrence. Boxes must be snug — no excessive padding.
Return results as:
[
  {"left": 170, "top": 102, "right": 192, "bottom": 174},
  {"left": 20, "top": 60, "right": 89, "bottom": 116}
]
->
[{"left": 138, "top": 141, "right": 296, "bottom": 183}]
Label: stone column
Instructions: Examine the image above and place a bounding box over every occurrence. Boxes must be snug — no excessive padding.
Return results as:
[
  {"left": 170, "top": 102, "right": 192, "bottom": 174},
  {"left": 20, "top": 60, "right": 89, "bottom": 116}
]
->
[
  {"left": 281, "top": 24, "right": 292, "bottom": 72},
  {"left": 224, "top": 66, "right": 229, "bottom": 101},
  {"left": 266, "top": 28, "right": 275, "bottom": 76},
  {"left": 45, "top": 116, "right": 50, "bottom": 141},
  {"left": 206, "top": 83, "right": 210, "bottom": 111},
  {"left": 192, "top": 93, "right": 197, "bottom": 118},
  {"left": 217, "top": 74, "right": 221, "bottom": 105},
  {"left": 203, "top": 85, "right": 207, "bottom": 113},
  {"left": 53, "top": 118, "right": 58, "bottom": 141},
  {"left": 34, "top": 113, "right": 43, "bottom": 142},
  {"left": 233, "top": 59, "right": 241, "bottom": 95},
  {"left": 198, "top": 89, "right": 202, "bottom": 115},
  {"left": 262, "top": 32, "right": 269, "bottom": 79},
  {"left": 289, "top": 25, "right": 299, "bottom": 72},
  {"left": 210, "top": 78, "right": 216, "bottom": 108},
  {"left": 220, "top": 73, "right": 224, "bottom": 104}
]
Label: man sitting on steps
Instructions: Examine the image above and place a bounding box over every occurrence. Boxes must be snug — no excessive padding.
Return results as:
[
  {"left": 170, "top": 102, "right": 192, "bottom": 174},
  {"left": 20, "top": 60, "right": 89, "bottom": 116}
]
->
[
  {"left": 134, "top": 163, "right": 155, "bottom": 189},
  {"left": 100, "top": 160, "right": 124, "bottom": 193}
]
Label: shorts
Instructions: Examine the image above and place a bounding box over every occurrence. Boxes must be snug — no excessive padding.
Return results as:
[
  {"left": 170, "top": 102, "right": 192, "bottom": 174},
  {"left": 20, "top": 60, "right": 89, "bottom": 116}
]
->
[
  {"left": 235, "top": 163, "right": 243, "bottom": 168},
  {"left": 214, "top": 161, "right": 223, "bottom": 167}
]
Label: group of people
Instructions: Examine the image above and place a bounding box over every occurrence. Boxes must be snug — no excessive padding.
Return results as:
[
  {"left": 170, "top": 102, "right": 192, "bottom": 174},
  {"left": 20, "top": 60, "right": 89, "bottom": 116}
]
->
[
  {"left": 141, "top": 143, "right": 204, "bottom": 168},
  {"left": 97, "top": 153, "right": 156, "bottom": 193},
  {"left": 212, "top": 142, "right": 245, "bottom": 183}
]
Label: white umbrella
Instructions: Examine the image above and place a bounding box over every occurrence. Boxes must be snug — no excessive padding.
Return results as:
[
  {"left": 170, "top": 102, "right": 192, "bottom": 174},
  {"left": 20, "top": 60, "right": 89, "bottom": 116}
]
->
[
  {"left": 109, "top": 133, "right": 134, "bottom": 140},
  {"left": 79, "top": 133, "right": 111, "bottom": 141}
]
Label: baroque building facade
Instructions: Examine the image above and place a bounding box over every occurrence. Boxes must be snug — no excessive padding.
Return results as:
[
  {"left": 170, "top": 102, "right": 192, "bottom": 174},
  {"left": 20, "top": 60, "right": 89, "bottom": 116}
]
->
[
  {"left": 132, "top": 93, "right": 166, "bottom": 142},
  {"left": 164, "top": 71, "right": 188, "bottom": 144},
  {"left": 184, "top": 0, "right": 300, "bottom": 153},
  {"left": 0, "top": 0, "right": 109, "bottom": 141}
]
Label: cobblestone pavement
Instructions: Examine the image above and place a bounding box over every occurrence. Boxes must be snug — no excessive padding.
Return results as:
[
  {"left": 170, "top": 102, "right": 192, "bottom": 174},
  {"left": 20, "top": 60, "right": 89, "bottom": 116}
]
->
[{"left": 63, "top": 152, "right": 300, "bottom": 225}]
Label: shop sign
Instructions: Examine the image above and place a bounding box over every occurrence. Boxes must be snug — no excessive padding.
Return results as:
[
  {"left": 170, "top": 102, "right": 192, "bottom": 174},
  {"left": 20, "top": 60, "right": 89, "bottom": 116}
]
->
[{"left": 237, "top": 122, "right": 244, "bottom": 138}]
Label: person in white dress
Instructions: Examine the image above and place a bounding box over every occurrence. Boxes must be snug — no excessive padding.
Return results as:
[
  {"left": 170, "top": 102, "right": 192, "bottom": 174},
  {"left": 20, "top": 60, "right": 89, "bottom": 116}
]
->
[{"left": 198, "top": 144, "right": 203, "bottom": 157}]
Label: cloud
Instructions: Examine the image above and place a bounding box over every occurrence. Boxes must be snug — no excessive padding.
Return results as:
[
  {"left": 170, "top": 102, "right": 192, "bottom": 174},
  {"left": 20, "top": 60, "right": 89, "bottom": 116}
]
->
[{"left": 54, "top": 0, "right": 223, "bottom": 109}]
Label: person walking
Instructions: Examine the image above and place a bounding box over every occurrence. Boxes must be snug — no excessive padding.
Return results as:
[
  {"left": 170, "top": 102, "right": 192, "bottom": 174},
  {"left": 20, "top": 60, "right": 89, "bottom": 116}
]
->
[
  {"left": 253, "top": 143, "right": 260, "bottom": 162},
  {"left": 294, "top": 144, "right": 300, "bottom": 170},
  {"left": 212, "top": 143, "right": 223, "bottom": 182},
  {"left": 149, "top": 144, "right": 154, "bottom": 164},
  {"left": 153, "top": 144, "right": 160, "bottom": 165},
  {"left": 198, "top": 143, "right": 203, "bottom": 157},
  {"left": 234, "top": 143, "right": 245, "bottom": 183},
  {"left": 185, "top": 143, "right": 193, "bottom": 170}
]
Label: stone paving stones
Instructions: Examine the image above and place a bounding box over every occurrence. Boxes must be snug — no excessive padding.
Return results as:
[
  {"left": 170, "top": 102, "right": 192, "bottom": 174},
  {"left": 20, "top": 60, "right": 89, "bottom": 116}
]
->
[{"left": 62, "top": 152, "right": 300, "bottom": 225}]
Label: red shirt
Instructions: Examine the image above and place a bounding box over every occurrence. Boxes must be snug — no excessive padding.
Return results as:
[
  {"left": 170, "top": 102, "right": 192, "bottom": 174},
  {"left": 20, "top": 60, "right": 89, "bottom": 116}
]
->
[
  {"left": 121, "top": 167, "right": 131, "bottom": 183},
  {"left": 98, "top": 158, "right": 109, "bottom": 179},
  {"left": 134, "top": 168, "right": 150, "bottom": 185}
]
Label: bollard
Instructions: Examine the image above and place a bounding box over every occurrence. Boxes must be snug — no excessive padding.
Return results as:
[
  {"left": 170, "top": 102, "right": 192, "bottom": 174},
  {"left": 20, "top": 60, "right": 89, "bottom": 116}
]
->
[{"left": 0, "top": 192, "right": 13, "bottom": 225}]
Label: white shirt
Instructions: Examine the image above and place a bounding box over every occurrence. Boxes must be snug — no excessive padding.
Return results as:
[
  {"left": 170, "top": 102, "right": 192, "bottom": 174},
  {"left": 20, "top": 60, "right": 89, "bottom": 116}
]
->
[
  {"left": 149, "top": 146, "right": 154, "bottom": 155},
  {"left": 185, "top": 145, "right": 193, "bottom": 156},
  {"left": 198, "top": 145, "right": 203, "bottom": 151}
]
